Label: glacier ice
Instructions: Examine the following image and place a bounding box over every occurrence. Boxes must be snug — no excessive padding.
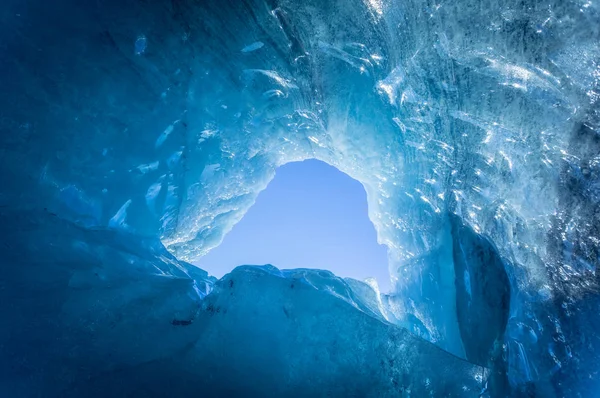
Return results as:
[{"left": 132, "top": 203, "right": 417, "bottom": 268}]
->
[
  {"left": 1, "top": 210, "right": 485, "bottom": 397},
  {"left": 0, "top": 0, "right": 599, "bottom": 396}
]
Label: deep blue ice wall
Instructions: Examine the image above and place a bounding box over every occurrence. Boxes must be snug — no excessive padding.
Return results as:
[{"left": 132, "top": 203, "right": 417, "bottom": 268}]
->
[
  {"left": 0, "top": 209, "right": 487, "bottom": 397},
  {"left": 0, "top": 0, "right": 599, "bottom": 396}
]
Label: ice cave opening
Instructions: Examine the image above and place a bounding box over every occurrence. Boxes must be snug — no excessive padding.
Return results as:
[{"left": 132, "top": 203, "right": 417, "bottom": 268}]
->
[{"left": 197, "top": 158, "right": 391, "bottom": 292}]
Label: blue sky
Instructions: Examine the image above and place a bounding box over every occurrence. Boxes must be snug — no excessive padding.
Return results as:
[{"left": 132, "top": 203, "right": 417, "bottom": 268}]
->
[{"left": 197, "top": 159, "right": 391, "bottom": 292}]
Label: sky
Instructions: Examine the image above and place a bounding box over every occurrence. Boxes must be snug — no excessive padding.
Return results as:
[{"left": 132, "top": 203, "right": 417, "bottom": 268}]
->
[{"left": 197, "top": 159, "right": 391, "bottom": 292}]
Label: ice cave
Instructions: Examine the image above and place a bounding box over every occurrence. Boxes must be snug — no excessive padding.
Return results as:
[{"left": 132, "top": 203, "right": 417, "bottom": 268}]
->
[{"left": 0, "top": 0, "right": 599, "bottom": 396}]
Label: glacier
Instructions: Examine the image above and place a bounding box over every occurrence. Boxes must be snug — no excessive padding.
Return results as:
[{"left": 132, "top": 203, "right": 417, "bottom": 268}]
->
[{"left": 0, "top": 0, "right": 599, "bottom": 396}]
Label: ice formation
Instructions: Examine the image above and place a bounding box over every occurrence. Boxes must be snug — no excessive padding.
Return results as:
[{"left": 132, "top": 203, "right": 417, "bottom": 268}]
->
[{"left": 0, "top": 0, "right": 599, "bottom": 396}]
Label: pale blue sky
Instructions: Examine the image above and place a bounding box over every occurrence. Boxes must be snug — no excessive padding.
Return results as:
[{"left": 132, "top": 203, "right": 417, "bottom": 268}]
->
[{"left": 197, "top": 159, "right": 391, "bottom": 292}]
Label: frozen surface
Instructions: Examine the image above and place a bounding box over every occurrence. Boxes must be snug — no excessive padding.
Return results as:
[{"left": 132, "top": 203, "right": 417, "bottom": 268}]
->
[
  {"left": 0, "top": 0, "right": 599, "bottom": 396},
  {"left": 0, "top": 211, "right": 485, "bottom": 397}
]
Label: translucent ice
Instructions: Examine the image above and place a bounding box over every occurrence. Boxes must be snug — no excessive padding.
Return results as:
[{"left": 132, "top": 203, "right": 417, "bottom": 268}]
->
[
  {"left": 0, "top": 211, "right": 485, "bottom": 397},
  {"left": 0, "top": 0, "right": 599, "bottom": 396}
]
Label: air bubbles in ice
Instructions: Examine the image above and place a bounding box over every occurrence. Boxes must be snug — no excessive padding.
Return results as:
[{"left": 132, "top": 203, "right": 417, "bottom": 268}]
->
[{"left": 135, "top": 35, "right": 147, "bottom": 55}]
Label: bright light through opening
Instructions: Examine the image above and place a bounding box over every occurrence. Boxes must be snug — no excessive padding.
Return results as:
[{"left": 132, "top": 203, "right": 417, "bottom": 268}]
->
[{"left": 196, "top": 159, "right": 390, "bottom": 292}]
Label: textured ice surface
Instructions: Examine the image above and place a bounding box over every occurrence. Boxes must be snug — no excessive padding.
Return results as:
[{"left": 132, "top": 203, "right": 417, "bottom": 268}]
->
[
  {"left": 0, "top": 0, "right": 599, "bottom": 396},
  {"left": 0, "top": 211, "right": 485, "bottom": 397}
]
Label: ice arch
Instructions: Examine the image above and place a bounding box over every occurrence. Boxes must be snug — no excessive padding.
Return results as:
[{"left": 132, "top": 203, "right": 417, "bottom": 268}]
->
[
  {"left": 0, "top": 0, "right": 599, "bottom": 396},
  {"left": 197, "top": 159, "right": 390, "bottom": 291}
]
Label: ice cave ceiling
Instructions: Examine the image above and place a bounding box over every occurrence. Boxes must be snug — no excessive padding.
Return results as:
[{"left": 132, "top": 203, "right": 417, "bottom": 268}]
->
[{"left": 0, "top": 0, "right": 599, "bottom": 396}]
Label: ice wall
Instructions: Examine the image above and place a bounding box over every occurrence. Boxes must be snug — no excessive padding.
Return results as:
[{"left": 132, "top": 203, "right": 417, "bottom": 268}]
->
[
  {"left": 0, "top": 210, "right": 486, "bottom": 397},
  {"left": 0, "top": 0, "right": 599, "bottom": 396}
]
